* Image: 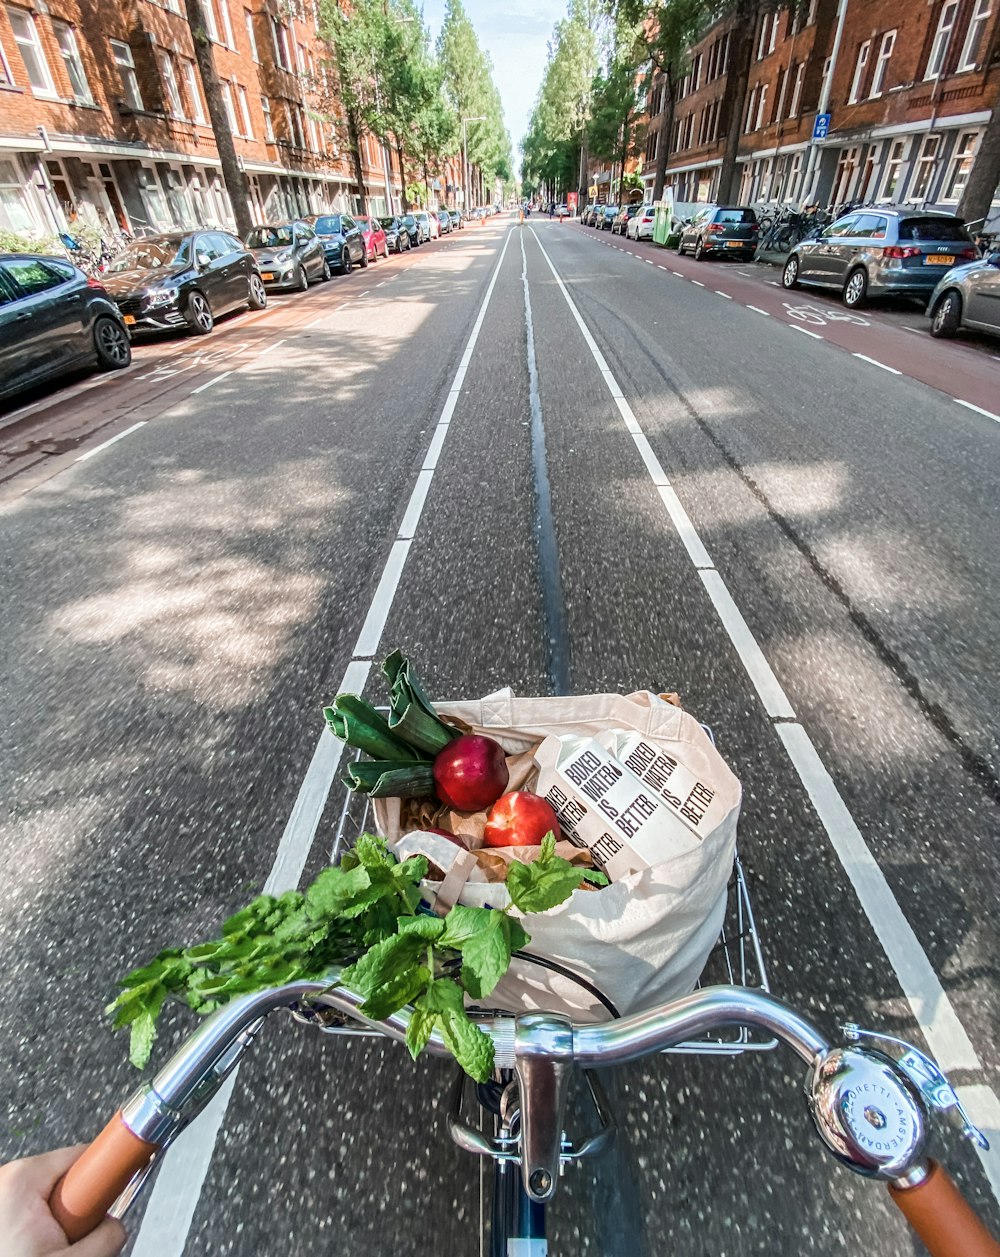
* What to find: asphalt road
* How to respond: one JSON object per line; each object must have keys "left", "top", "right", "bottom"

{"left": 1, "top": 216, "right": 998, "bottom": 1256}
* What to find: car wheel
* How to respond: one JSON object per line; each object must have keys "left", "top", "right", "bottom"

{"left": 93, "top": 315, "right": 132, "bottom": 370}
{"left": 297, "top": 263, "right": 309, "bottom": 291}
{"left": 843, "top": 267, "right": 868, "bottom": 308}
{"left": 185, "top": 290, "right": 214, "bottom": 335}
{"left": 694, "top": 238, "right": 706, "bottom": 261}
{"left": 247, "top": 273, "right": 268, "bottom": 309}
{"left": 321, "top": 258, "right": 332, "bottom": 282}
{"left": 382, "top": 242, "right": 389, "bottom": 258}
{"left": 341, "top": 249, "right": 352, "bottom": 275}
{"left": 930, "top": 290, "right": 961, "bottom": 338}
{"left": 781, "top": 255, "right": 800, "bottom": 288}
{"left": 360, "top": 246, "right": 369, "bottom": 268}
{"left": 676, "top": 237, "right": 686, "bottom": 255}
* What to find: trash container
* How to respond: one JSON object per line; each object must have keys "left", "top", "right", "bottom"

{"left": 652, "top": 202, "right": 671, "bottom": 247}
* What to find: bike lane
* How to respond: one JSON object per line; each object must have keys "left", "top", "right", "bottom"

{"left": 581, "top": 226, "right": 1000, "bottom": 422}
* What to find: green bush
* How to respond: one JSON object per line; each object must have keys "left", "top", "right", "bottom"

{"left": 0, "top": 228, "right": 63, "bottom": 255}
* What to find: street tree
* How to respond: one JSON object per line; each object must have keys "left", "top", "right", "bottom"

{"left": 958, "top": 102, "right": 1000, "bottom": 231}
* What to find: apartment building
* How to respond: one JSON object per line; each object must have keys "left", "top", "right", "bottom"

{"left": 0, "top": 0, "right": 404, "bottom": 241}
{"left": 644, "top": 0, "right": 1000, "bottom": 220}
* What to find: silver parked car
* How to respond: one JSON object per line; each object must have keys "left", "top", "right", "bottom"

{"left": 927, "top": 252, "right": 1000, "bottom": 340}
{"left": 781, "top": 209, "right": 978, "bottom": 308}
{"left": 244, "top": 221, "right": 329, "bottom": 290}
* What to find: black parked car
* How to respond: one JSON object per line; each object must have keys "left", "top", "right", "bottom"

{"left": 436, "top": 210, "right": 452, "bottom": 235}
{"left": 102, "top": 231, "right": 266, "bottom": 336}
{"left": 399, "top": 214, "right": 421, "bottom": 247}
{"left": 0, "top": 253, "right": 131, "bottom": 403}
{"left": 676, "top": 206, "right": 759, "bottom": 261}
{"left": 302, "top": 213, "right": 367, "bottom": 274}
{"left": 380, "top": 217, "right": 412, "bottom": 254}
{"left": 245, "top": 221, "right": 329, "bottom": 290}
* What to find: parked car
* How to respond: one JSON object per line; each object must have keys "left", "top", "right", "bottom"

{"left": 582, "top": 203, "right": 600, "bottom": 226}
{"left": 380, "top": 216, "right": 412, "bottom": 254}
{"left": 102, "top": 231, "right": 266, "bottom": 336}
{"left": 927, "top": 252, "right": 1000, "bottom": 340}
{"left": 400, "top": 214, "right": 422, "bottom": 247}
{"left": 413, "top": 211, "right": 435, "bottom": 242}
{"left": 245, "top": 221, "right": 328, "bottom": 290}
{"left": 626, "top": 205, "right": 657, "bottom": 241}
{"left": 781, "top": 209, "right": 978, "bottom": 308}
{"left": 302, "top": 213, "right": 367, "bottom": 274}
{"left": 612, "top": 204, "right": 641, "bottom": 235}
{"left": 555, "top": 203, "right": 570, "bottom": 217}
{"left": 354, "top": 216, "right": 389, "bottom": 262}
{"left": 0, "top": 254, "right": 131, "bottom": 403}
{"left": 436, "top": 210, "right": 452, "bottom": 235}
{"left": 448, "top": 210, "right": 462, "bottom": 231}
{"left": 677, "top": 206, "right": 759, "bottom": 261}
{"left": 598, "top": 205, "right": 619, "bottom": 230}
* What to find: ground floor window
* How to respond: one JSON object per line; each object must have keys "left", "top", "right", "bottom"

{"left": 942, "top": 131, "right": 979, "bottom": 203}
{"left": 877, "top": 138, "right": 908, "bottom": 201}
{"left": 0, "top": 156, "right": 35, "bottom": 232}
{"left": 907, "top": 134, "right": 941, "bottom": 202}
{"left": 831, "top": 146, "right": 859, "bottom": 205}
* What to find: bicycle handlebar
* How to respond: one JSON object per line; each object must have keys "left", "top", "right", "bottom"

{"left": 50, "top": 978, "right": 999, "bottom": 1254}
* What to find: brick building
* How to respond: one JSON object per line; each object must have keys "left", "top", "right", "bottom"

{"left": 0, "top": 0, "right": 443, "bottom": 240}
{"left": 642, "top": 0, "right": 1000, "bottom": 221}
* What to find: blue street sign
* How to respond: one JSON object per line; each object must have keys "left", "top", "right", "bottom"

{"left": 813, "top": 112, "right": 831, "bottom": 141}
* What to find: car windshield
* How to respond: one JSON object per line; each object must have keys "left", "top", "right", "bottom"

{"left": 313, "top": 216, "right": 341, "bottom": 235}
{"left": 898, "top": 217, "right": 971, "bottom": 243}
{"left": 715, "top": 209, "right": 757, "bottom": 224}
{"left": 380, "top": 218, "right": 396, "bottom": 229}
{"left": 109, "top": 239, "right": 189, "bottom": 272}
{"left": 246, "top": 226, "right": 294, "bottom": 248}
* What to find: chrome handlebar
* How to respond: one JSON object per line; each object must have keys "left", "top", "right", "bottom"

{"left": 115, "top": 975, "right": 988, "bottom": 1210}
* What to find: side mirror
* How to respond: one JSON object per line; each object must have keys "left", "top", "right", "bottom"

{"left": 987, "top": 252, "right": 1000, "bottom": 267}
{"left": 196, "top": 253, "right": 211, "bottom": 269}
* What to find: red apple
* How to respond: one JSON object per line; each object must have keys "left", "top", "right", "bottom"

{"left": 432, "top": 734, "right": 509, "bottom": 811}
{"left": 483, "top": 791, "right": 561, "bottom": 848}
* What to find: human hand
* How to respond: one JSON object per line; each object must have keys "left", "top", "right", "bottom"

{"left": 0, "top": 1146, "right": 126, "bottom": 1257}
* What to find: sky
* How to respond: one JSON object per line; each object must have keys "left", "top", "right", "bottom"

{"left": 421, "top": 0, "right": 569, "bottom": 164}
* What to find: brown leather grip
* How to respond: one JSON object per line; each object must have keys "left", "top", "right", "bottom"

{"left": 889, "top": 1160, "right": 1000, "bottom": 1257}
{"left": 49, "top": 1112, "right": 158, "bottom": 1242}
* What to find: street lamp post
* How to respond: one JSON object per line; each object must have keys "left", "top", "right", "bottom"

{"left": 462, "top": 116, "right": 486, "bottom": 212}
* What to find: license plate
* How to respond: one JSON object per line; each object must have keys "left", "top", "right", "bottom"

{"left": 926, "top": 254, "right": 954, "bottom": 265}
{"left": 261, "top": 272, "right": 275, "bottom": 281}
{"left": 123, "top": 314, "right": 136, "bottom": 325}
{"left": 726, "top": 241, "right": 743, "bottom": 248}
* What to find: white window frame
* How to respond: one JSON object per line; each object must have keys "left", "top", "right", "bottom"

{"left": 958, "top": 0, "right": 991, "bottom": 70}
{"left": 768, "top": 12, "right": 780, "bottom": 55}
{"left": 753, "top": 82, "right": 768, "bottom": 130}
{"left": 158, "top": 49, "right": 183, "bottom": 118}
{"left": 244, "top": 8, "right": 258, "bottom": 61}
{"left": 788, "top": 61, "right": 804, "bottom": 117}
{"left": 0, "top": 36, "right": 12, "bottom": 86}
{"left": 877, "top": 138, "right": 908, "bottom": 201}
{"left": 217, "top": 0, "right": 235, "bottom": 49}
{"left": 110, "top": 39, "right": 143, "bottom": 110}
{"left": 907, "top": 134, "right": 941, "bottom": 201}
{"left": 744, "top": 84, "right": 758, "bottom": 132}
{"left": 272, "top": 18, "right": 291, "bottom": 70}
{"left": 6, "top": 6, "right": 56, "bottom": 96}
{"left": 869, "top": 30, "right": 895, "bottom": 98}
{"left": 182, "top": 58, "right": 205, "bottom": 123}
{"left": 203, "top": 0, "right": 220, "bottom": 42}
{"left": 220, "top": 79, "right": 239, "bottom": 134}
{"left": 848, "top": 39, "right": 870, "bottom": 103}
{"left": 942, "top": 130, "right": 979, "bottom": 201}
{"left": 261, "top": 95, "right": 274, "bottom": 141}
{"left": 295, "top": 41, "right": 306, "bottom": 74}
{"left": 237, "top": 83, "right": 253, "bottom": 138}
{"left": 52, "top": 20, "right": 94, "bottom": 104}
{"left": 925, "top": 0, "right": 959, "bottom": 79}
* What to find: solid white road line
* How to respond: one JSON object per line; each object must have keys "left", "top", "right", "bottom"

{"left": 791, "top": 326, "right": 823, "bottom": 340}
{"left": 528, "top": 227, "right": 998, "bottom": 1169}
{"left": 130, "top": 226, "right": 517, "bottom": 1257}
{"left": 74, "top": 421, "right": 147, "bottom": 462}
{"left": 852, "top": 353, "right": 901, "bottom": 375}
{"left": 957, "top": 1085, "right": 1000, "bottom": 1198}
{"left": 191, "top": 370, "right": 235, "bottom": 393}
{"left": 254, "top": 338, "right": 287, "bottom": 356}
{"left": 955, "top": 398, "right": 1000, "bottom": 424}
{"left": 746, "top": 305, "right": 770, "bottom": 316}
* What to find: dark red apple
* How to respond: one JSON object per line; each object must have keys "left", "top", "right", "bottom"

{"left": 483, "top": 791, "right": 561, "bottom": 848}
{"left": 432, "top": 734, "right": 509, "bottom": 811}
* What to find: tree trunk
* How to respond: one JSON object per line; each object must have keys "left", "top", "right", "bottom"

{"left": 397, "top": 142, "right": 410, "bottom": 212}
{"left": 345, "top": 107, "right": 368, "bottom": 216}
{"left": 652, "top": 75, "right": 676, "bottom": 203}
{"left": 184, "top": 0, "right": 251, "bottom": 236}
{"left": 578, "top": 134, "right": 588, "bottom": 207}
{"left": 423, "top": 157, "right": 430, "bottom": 209}
{"left": 957, "top": 102, "right": 1000, "bottom": 229}
{"left": 717, "top": 15, "right": 756, "bottom": 204}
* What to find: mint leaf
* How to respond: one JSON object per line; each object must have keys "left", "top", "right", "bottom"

{"left": 404, "top": 978, "right": 494, "bottom": 1081}
{"left": 405, "top": 1004, "right": 437, "bottom": 1059}
{"left": 505, "top": 833, "right": 584, "bottom": 914}
{"left": 396, "top": 915, "right": 445, "bottom": 941}
{"left": 456, "top": 910, "right": 521, "bottom": 1000}
{"left": 580, "top": 869, "right": 610, "bottom": 888}
{"left": 438, "top": 903, "right": 494, "bottom": 949}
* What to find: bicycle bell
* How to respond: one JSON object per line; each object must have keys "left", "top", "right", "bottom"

{"left": 806, "top": 1046, "right": 927, "bottom": 1179}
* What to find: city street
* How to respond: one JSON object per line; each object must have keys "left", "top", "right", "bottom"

{"left": 1, "top": 215, "right": 999, "bottom": 1255}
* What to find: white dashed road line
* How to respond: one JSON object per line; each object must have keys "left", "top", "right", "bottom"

{"left": 691, "top": 280, "right": 705, "bottom": 287}
{"left": 714, "top": 290, "right": 732, "bottom": 299}
{"left": 74, "top": 421, "right": 147, "bottom": 462}
{"left": 746, "top": 305, "right": 770, "bottom": 316}
{"left": 191, "top": 370, "right": 235, "bottom": 393}
{"left": 955, "top": 399, "right": 1000, "bottom": 424}
{"left": 791, "top": 326, "right": 823, "bottom": 340}
{"left": 852, "top": 353, "right": 901, "bottom": 375}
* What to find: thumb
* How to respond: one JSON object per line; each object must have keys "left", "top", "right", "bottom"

{"left": 67, "top": 1215, "right": 127, "bottom": 1257}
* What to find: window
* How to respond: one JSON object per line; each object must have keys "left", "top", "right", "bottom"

{"left": 788, "top": 61, "right": 804, "bottom": 117}
{"left": 908, "top": 134, "right": 941, "bottom": 200}
{"left": 51, "top": 21, "right": 93, "bottom": 103}
{"left": 182, "top": 58, "right": 205, "bottom": 123}
{"left": 0, "top": 158, "right": 33, "bottom": 231}
{"left": 261, "top": 95, "right": 274, "bottom": 141}
{"left": 773, "top": 66, "right": 787, "bottom": 122}
{"left": 244, "top": 9, "right": 258, "bottom": 61}
{"left": 690, "top": 53, "right": 701, "bottom": 92}
{"left": 857, "top": 143, "right": 881, "bottom": 200}
{"left": 217, "top": 0, "right": 235, "bottom": 48}
{"left": 272, "top": 18, "right": 292, "bottom": 69}
{"left": 237, "top": 84, "right": 253, "bottom": 138}
{"left": 6, "top": 7, "right": 55, "bottom": 94}
{"left": 848, "top": 40, "right": 870, "bottom": 102}
{"left": 959, "top": 0, "right": 991, "bottom": 70}
{"left": 851, "top": 214, "right": 889, "bottom": 239}
{"left": 0, "top": 34, "right": 12, "bottom": 85}
{"left": 220, "top": 79, "right": 239, "bottom": 134}
{"left": 926, "top": 0, "right": 958, "bottom": 79}
{"left": 202, "top": 0, "right": 219, "bottom": 41}
{"left": 744, "top": 84, "right": 757, "bottom": 131}
{"left": 756, "top": 12, "right": 778, "bottom": 59}
{"left": 942, "top": 131, "right": 978, "bottom": 200}
{"left": 878, "top": 139, "right": 907, "bottom": 200}
{"left": 831, "top": 146, "right": 859, "bottom": 204}
{"left": 768, "top": 12, "right": 780, "bottom": 55}
{"left": 158, "top": 50, "right": 183, "bottom": 117}
{"left": 2, "top": 255, "right": 67, "bottom": 296}
{"left": 295, "top": 42, "right": 306, "bottom": 74}
{"left": 807, "top": 0, "right": 818, "bottom": 23}
{"left": 869, "top": 30, "right": 895, "bottom": 97}
{"left": 111, "top": 40, "right": 143, "bottom": 110}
